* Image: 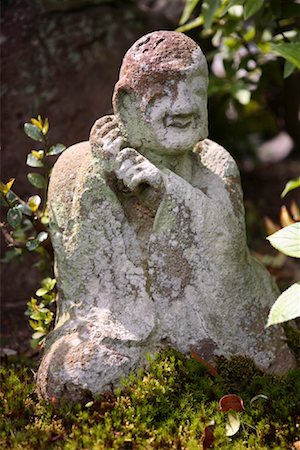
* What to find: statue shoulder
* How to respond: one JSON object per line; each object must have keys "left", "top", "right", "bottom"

{"left": 194, "top": 138, "right": 240, "bottom": 180}
{"left": 48, "top": 141, "right": 92, "bottom": 206}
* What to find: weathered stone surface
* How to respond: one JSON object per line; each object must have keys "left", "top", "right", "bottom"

{"left": 0, "top": 0, "right": 171, "bottom": 325}
{"left": 37, "top": 31, "right": 295, "bottom": 401}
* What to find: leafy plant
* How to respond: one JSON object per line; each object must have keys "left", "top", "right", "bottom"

{"left": 25, "top": 277, "right": 57, "bottom": 348}
{"left": 266, "top": 177, "right": 300, "bottom": 326}
{"left": 0, "top": 115, "right": 65, "bottom": 346}
{"left": 178, "top": 0, "right": 300, "bottom": 80}
{"left": 177, "top": 0, "right": 300, "bottom": 158}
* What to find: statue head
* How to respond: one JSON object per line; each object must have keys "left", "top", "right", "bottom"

{"left": 113, "top": 31, "right": 209, "bottom": 156}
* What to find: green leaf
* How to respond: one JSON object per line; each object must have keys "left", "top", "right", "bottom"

{"left": 47, "top": 143, "right": 66, "bottom": 156}
{"left": 30, "top": 311, "right": 43, "bottom": 321}
{"left": 40, "top": 278, "right": 56, "bottom": 293}
{"left": 244, "top": 0, "right": 264, "bottom": 20}
{"left": 26, "top": 153, "right": 43, "bottom": 168}
{"left": 37, "top": 231, "right": 48, "bottom": 243}
{"left": 202, "top": 0, "right": 220, "bottom": 30}
{"left": 7, "top": 207, "right": 22, "bottom": 228}
{"left": 26, "top": 239, "right": 39, "bottom": 251}
{"left": 267, "top": 223, "right": 300, "bottom": 258}
{"left": 0, "top": 193, "right": 6, "bottom": 206}
{"left": 24, "top": 123, "right": 44, "bottom": 142}
{"left": 267, "top": 282, "right": 300, "bottom": 326}
{"left": 281, "top": 177, "right": 300, "bottom": 198}
{"left": 284, "top": 60, "right": 296, "bottom": 78}
{"left": 270, "top": 42, "right": 300, "bottom": 69}
{"left": 36, "top": 287, "right": 49, "bottom": 297}
{"left": 179, "top": 0, "right": 200, "bottom": 25}
{"left": 32, "top": 331, "right": 46, "bottom": 340}
{"left": 225, "top": 411, "right": 241, "bottom": 437}
{"left": 221, "top": 0, "right": 243, "bottom": 17}
{"left": 6, "top": 190, "right": 19, "bottom": 206}
{"left": 28, "top": 195, "right": 42, "bottom": 212}
{"left": 176, "top": 16, "right": 204, "bottom": 32}
{"left": 18, "top": 203, "right": 33, "bottom": 216}
{"left": 27, "top": 173, "right": 45, "bottom": 189}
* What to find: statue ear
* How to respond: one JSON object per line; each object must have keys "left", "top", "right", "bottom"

{"left": 112, "top": 85, "right": 138, "bottom": 120}
{"left": 112, "top": 85, "right": 142, "bottom": 148}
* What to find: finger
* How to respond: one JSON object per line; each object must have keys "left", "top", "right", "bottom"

{"left": 103, "top": 128, "right": 123, "bottom": 144}
{"left": 103, "top": 135, "right": 125, "bottom": 159}
{"left": 116, "top": 163, "right": 149, "bottom": 188}
{"left": 94, "top": 115, "right": 114, "bottom": 128}
{"left": 116, "top": 148, "right": 144, "bottom": 164}
{"left": 90, "top": 115, "right": 114, "bottom": 143}
{"left": 99, "top": 119, "right": 120, "bottom": 138}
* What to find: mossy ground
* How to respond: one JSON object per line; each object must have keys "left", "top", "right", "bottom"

{"left": 1, "top": 349, "right": 299, "bottom": 450}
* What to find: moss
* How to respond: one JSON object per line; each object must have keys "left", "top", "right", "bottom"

{"left": 1, "top": 349, "right": 299, "bottom": 449}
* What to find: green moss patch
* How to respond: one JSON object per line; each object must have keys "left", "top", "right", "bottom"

{"left": 1, "top": 349, "right": 299, "bottom": 449}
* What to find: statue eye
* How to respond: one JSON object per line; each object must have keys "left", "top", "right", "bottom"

{"left": 148, "top": 92, "right": 166, "bottom": 105}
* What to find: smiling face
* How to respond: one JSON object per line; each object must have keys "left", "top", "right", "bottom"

{"left": 113, "top": 31, "right": 209, "bottom": 156}
{"left": 114, "top": 71, "right": 208, "bottom": 156}
{"left": 141, "top": 71, "right": 208, "bottom": 155}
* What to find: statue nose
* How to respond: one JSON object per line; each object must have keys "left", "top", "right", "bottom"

{"left": 171, "top": 86, "right": 198, "bottom": 115}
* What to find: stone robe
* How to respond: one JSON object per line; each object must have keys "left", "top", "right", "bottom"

{"left": 37, "top": 120, "right": 295, "bottom": 401}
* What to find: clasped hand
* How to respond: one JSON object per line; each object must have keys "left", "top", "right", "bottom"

{"left": 95, "top": 115, "right": 163, "bottom": 193}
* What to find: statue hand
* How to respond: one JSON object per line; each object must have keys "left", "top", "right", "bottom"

{"left": 115, "top": 148, "right": 163, "bottom": 192}
{"left": 90, "top": 115, "right": 126, "bottom": 161}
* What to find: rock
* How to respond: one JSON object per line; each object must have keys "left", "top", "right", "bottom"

{"left": 37, "top": 31, "right": 295, "bottom": 402}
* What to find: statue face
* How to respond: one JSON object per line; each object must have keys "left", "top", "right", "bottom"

{"left": 117, "top": 70, "right": 208, "bottom": 156}
{"left": 142, "top": 71, "right": 208, "bottom": 155}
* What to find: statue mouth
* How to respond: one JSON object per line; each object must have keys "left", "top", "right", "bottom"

{"left": 164, "top": 114, "right": 196, "bottom": 129}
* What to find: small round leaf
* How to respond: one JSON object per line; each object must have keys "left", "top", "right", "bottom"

{"left": 37, "top": 231, "right": 48, "bottom": 243}
{"left": 26, "top": 239, "right": 39, "bottom": 251}
{"left": 26, "top": 153, "right": 43, "bottom": 168}
{"left": 27, "top": 173, "right": 45, "bottom": 189}
{"left": 28, "top": 195, "right": 42, "bottom": 212}
{"left": 24, "top": 123, "right": 44, "bottom": 142}
{"left": 47, "top": 143, "right": 66, "bottom": 156}
{"left": 18, "top": 203, "right": 33, "bottom": 216}
{"left": 36, "top": 287, "right": 49, "bottom": 297}
{"left": 7, "top": 207, "right": 22, "bottom": 228}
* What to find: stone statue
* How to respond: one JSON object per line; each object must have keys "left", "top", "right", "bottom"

{"left": 37, "top": 31, "right": 295, "bottom": 402}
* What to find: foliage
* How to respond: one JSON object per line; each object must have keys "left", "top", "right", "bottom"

{"left": 177, "top": 0, "right": 300, "bottom": 158}
{"left": 178, "top": 0, "right": 300, "bottom": 79}
{"left": 25, "top": 277, "right": 57, "bottom": 348}
{"left": 0, "top": 115, "right": 65, "bottom": 346}
{"left": 267, "top": 179, "right": 300, "bottom": 326}
{"left": 0, "top": 349, "right": 299, "bottom": 449}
